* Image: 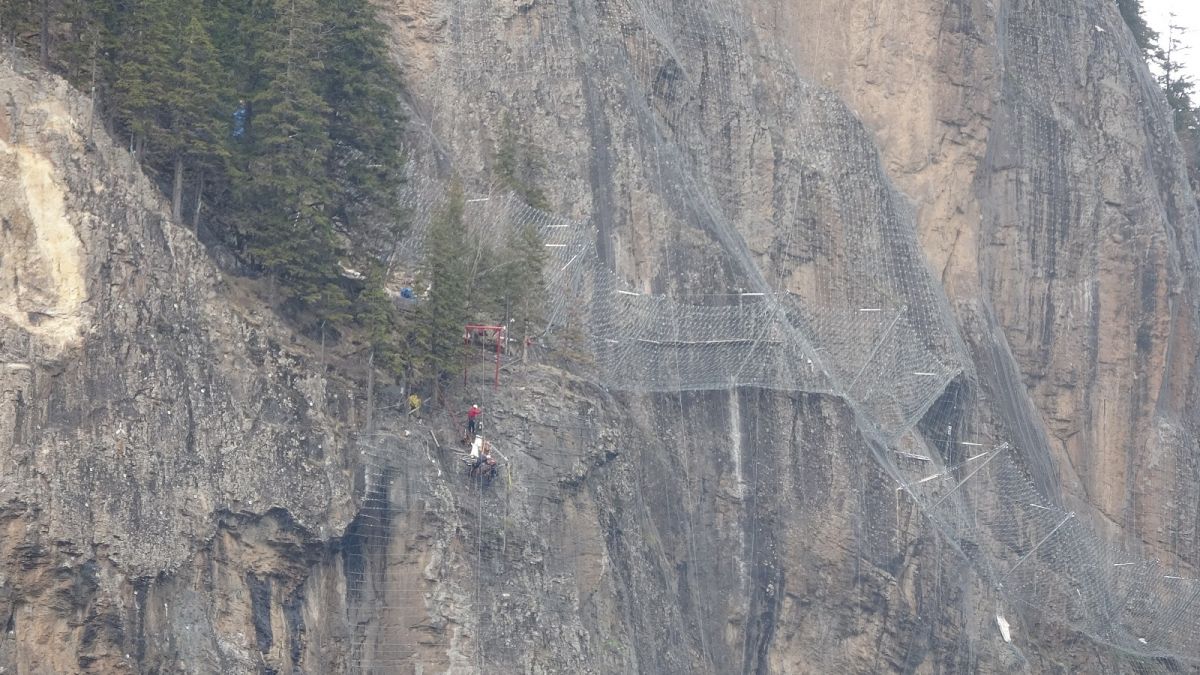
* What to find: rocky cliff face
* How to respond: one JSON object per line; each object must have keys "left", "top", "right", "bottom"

{"left": 0, "top": 60, "right": 360, "bottom": 673}
{"left": 384, "top": 0, "right": 1200, "bottom": 663}
{"left": 3, "top": 0, "right": 1200, "bottom": 673}
{"left": 766, "top": 0, "right": 1200, "bottom": 554}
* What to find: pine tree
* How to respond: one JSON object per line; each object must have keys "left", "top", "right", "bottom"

{"left": 1158, "top": 20, "right": 1199, "bottom": 134}
{"left": 1156, "top": 20, "right": 1200, "bottom": 193}
{"left": 165, "top": 11, "right": 231, "bottom": 223}
{"left": 488, "top": 122, "right": 550, "bottom": 357}
{"left": 504, "top": 220, "right": 548, "bottom": 360}
{"left": 0, "top": 0, "right": 37, "bottom": 47}
{"left": 238, "top": 0, "right": 347, "bottom": 321}
{"left": 4, "top": 0, "right": 415, "bottom": 353}
{"left": 495, "top": 116, "right": 549, "bottom": 209}
{"left": 312, "top": 0, "right": 412, "bottom": 376}
{"left": 39, "top": 0, "right": 54, "bottom": 66}
{"left": 1117, "top": 0, "right": 1159, "bottom": 55}
{"left": 320, "top": 0, "right": 407, "bottom": 248}
{"left": 49, "top": 0, "right": 110, "bottom": 85}
{"left": 203, "top": 0, "right": 269, "bottom": 97}
{"left": 420, "top": 182, "right": 470, "bottom": 390}
{"left": 357, "top": 263, "right": 404, "bottom": 374}
{"left": 112, "top": 0, "right": 174, "bottom": 159}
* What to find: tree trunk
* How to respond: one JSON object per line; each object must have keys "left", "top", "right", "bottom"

{"left": 38, "top": 0, "right": 50, "bottom": 69}
{"left": 319, "top": 321, "right": 326, "bottom": 373}
{"left": 172, "top": 155, "right": 184, "bottom": 223}
{"left": 86, "top": 37, "right": 97, "bottom": 141}
{"left": 522, "top": 298, "right": 530, "bottom": 362}
{"left": 364, "top": 349, "right": 375, "bottom": 434}
{"left": 191, "top": 170, "right": 205, "bottom": 229}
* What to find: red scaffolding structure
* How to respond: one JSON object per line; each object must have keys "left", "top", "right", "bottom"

{"left": 463, "top": 324, "right": 506, "bottom": 388}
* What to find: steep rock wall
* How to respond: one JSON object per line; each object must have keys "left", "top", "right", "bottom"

{"left": 0, "top": 61, "right": 361, "bottom": 673}
{"left": 764, "top": 0, "right": 1200, "bottom": 557}
{"left": 2, "top": 0, "right": 1199, "bottom": 672}
{"left": 379, "top": 0, "right": 1200, "bottom": 670}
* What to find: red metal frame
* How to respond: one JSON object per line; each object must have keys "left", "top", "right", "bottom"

{"left": 464, "top": 324, "right": 506, "bottom": 388}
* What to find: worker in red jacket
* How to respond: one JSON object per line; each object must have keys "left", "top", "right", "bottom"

{"left": 467, "top": 404, "right": 481, "bottom": 436}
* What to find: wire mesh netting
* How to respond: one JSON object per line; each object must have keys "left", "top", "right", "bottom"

{"left": 348, "top": 0, "right": 1200, "bottom": 671}
{"left": 355, "top": 180, "right": 1200, "bottom": 671}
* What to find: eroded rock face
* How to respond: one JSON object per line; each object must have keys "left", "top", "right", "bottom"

{"left": 613, "top": 0, "right": 1194, "bottom": 554}
{"left": 0, "top": 62, "right": 358, "bottom": 672}
{"left": 377, "top": 0, "right": 1200, "bottom": 670}
{"left": 0, "top": 140, "right": 86, "bottom": 348}
{"left": 2, "top": 0, "right": 1199, "bottom": 673}
{"left": 766, "top": 0, "right": 1200, "bottom": 557}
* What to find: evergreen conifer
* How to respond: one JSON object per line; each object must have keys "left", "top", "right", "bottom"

{"left": 321, "top": 0, "right": 407, "bottom": 246}
{"left": 1117, "top": 0, "right": 1159, "bottom": 55}
{"left": 165, "top": 11, "right": 231, "bottom": 222}
{"left": 505, "top": 220, "right": 548, "bottom": 359}
{"left": 239, "top": 0, "right": 347, "bottom": 321}
{"left": 112, "top": 0, "right": 175, "bottom": 159}
{"left": 496, "top": 117, "right": 549, "bottom": 209}
{"left": 420, "top": 182, "right": 470, "bottom": 389}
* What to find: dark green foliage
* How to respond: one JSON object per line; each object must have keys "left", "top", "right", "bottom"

{"left": 236, "top": 0, "right": 349, "bottom": 320}
{"left": 495, "top": 116, "right": 548, "bottom": 210}
{"left": 445, "top": 125, "right": 552, "bottom": 370}
{"left": 357, "top": 263, "right": 404, "bottom": 373}
{"left": 1117, "top": 1, "right": 1200, "bottom": 193}
{"left": 1156, "top": 21, "right": 1200, "bottom": 191}
{"left": 1117, "top": 0, "right": 1159, "bottom": 55}
{"left": 0, "top": 0, "right": 50, "bottom": 64}
{"left": 3, "top": 0, "right": 559, "bottom": 386}
{"left": 489, "top": 123, "right": 549, "bottom": 349}
{"left": 460, "top": 219, "right": 547, "bottom": 360}
{"left": 168, "top": 13, "right": 229, "bottom": 173}
{"left": 498, "top": 221, "right": 548, "bottom": 355}
{"left": 111, "top": 0, "right": 174, "bottom": 157}
{"left": 419, "top": 183, "right": 470, "bottom": 386}
{"left": 1163, "top": 74, "right": 1198, "bottom": 133}
{"left": 321, "top": 0, "right": 407, "bottom": 245}
{"left": 0, "top": 0, "right": 36, "bottom": 42}
{"left": 1158, "top": 23, "right": 1198, "bottom": 131}
{"left": 2, "top": 0, "right": 421, "bottom": 372}
{"left": 53, "top": 1, "right": 112, "bottom": 85}
{"left": 165, "top": 10, "right": 231, "bottom": 221}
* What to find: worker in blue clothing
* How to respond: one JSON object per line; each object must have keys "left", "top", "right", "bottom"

{"left": 232, "top": 99, "right": 247, "bottom": 139}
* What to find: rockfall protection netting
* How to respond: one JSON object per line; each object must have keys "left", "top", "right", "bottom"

{"left": 355, "top": 185, "right": 1200, "bottom": 670}
{"left": 344, "top": 438, "right": 440, "bottom": 670}
{"left": 347, "top": 0, "right": 1200, "bottom": 670}
{"left": 346, "top": 419, "right": 605, "bottom": 673}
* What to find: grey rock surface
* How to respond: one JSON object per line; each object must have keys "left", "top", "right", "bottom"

{"left": 0, "top": 60, "right": 357, "bottom": 673}
{"left": 2, "top": 0, "right": 1199, "bottom": 672}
